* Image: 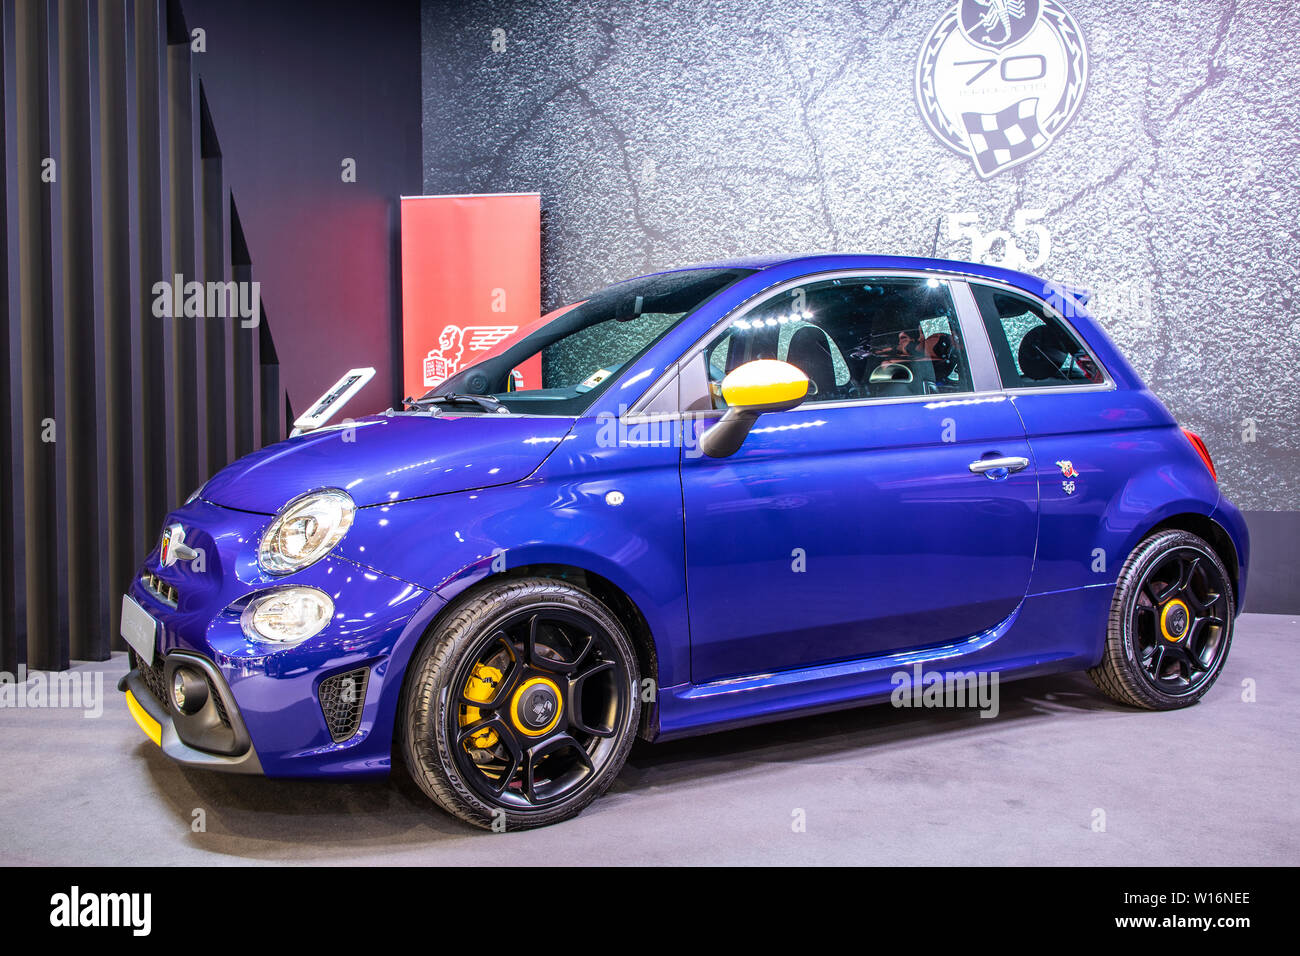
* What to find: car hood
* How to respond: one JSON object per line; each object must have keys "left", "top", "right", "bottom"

{"left": 199, "top": 413, "right": 574, "bottom": 513}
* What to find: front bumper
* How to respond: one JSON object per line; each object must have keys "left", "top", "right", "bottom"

{"left": 121, "top": 652, "right": 264, "bottom": 774}
{"left": 120, "top": 497, "right": 441, "bottom": 778}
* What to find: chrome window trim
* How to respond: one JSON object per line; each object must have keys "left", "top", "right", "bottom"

{"left": 1005, "top": 381, "right": 1116, "bottom": 397}
{"left": 626, "top": 267, "right": 1003, "bottom": 419}
{"left": 623, "top": 389, "right": 1014, "bottom": 424}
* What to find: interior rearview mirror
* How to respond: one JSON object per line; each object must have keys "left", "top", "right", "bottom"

{"left": 700, "top": 359, "right": 809, "bottom": 458}
{"left": 614, "top": 294, "right": 645, "bottom": 321}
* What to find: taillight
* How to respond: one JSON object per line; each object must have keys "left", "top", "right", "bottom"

{"left": 1181, "top": 428, "right": 1217, "bottom": 482}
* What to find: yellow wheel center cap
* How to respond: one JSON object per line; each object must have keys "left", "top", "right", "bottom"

{"left": 1160, "top": 598, "right": 1191, "bottom": 643}
{"left": 510, "top": 676, "right": 562, "bottom": 737}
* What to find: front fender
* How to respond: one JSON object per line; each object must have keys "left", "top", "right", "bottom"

{"left": 336, "top": 422, "right": 689, "bottom": 686}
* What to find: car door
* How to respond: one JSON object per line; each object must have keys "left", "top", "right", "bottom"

{"left": 676, "top": 273, "right": 1039, "bottom": 684}
{"left": 967, "top": 279, "right": 1123, "bottom": 595}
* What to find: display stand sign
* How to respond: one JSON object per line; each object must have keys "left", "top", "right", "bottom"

{"left": 399, "top": 193, "right": 542, "bottom": 399}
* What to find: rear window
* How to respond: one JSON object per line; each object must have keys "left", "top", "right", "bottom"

{"left": 970, "top": 283, "right": 1103, "bottom": 388}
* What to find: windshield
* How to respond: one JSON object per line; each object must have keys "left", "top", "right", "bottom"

{"left": 420, "top": 267, "right": 754, "bottom": 415}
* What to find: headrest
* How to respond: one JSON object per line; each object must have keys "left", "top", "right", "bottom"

{"left": 869, "top": 362, "right": 913, "bottom": 384}
{"left": 1017, "top": 324, "right": 1072, "bottom": 380}
{"left": 925, "top": 332, "right": 956, "bottom": 378}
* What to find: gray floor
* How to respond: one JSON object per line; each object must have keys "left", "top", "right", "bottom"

{"left": 2, "top": 612, "right": 1297, "bottom": 866}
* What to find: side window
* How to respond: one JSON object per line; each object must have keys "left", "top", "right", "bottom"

{"left": 970, "top": 283, "right": 1103, "bottom": 388}
{"left": 700, "top": 276, "right": 973, "bottom": 408}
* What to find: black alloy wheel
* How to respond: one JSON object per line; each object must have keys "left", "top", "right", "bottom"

{"left": 1089, "top": 529, "right": 1235, "bottom": 709}
{"left": 402, "top": 578, "right": 640, "bottom": 829}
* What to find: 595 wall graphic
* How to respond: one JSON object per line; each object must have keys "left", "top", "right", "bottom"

{"left": 916, "top": 0, "right": 1088, "bottom": 178}
{"left": 947, "top": 209, "right": 1051, "bottom": 270}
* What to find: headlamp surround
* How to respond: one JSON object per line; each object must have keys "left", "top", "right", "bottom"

{"left": 258, "top": 488, "right": 355, "bottom": 575}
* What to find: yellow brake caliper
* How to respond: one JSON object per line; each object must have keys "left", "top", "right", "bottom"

{"left": 461, "top": 663, "right": 503, "bottom": 749}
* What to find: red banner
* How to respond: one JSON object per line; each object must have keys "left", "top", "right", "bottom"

{"left": 400, "top": 193, "right": 541, "bottom": 399}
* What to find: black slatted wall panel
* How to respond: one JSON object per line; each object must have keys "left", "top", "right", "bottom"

{"left": 0, "top": 0, "right": 286, "bottom": 673}
{"left": 1, "top": 0, "right": 25, "bottom": 673}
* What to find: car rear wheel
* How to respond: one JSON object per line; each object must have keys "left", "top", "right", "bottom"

{"left": 1089, "top": 529, "right": 1235, "bottom": 710}
{"left": 401, "top": 577, "right": 640, "bottom": 830}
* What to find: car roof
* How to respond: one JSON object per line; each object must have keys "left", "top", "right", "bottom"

{"left": 662, "top": 252, "right": 1061, "bottom": 293}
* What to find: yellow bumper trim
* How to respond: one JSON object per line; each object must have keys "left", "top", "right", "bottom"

{"left": 126, "top": 689, "right": 162, "bottom": 747}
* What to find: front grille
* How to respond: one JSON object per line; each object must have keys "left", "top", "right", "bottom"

{"left": 318, "top": 667, "right": 369, "bottom": 742}
{"left": 140, "top": 571, "right": 179, "bottom": 608}
{"left": 131, "top": 649, "right": 170, "bottom": 714}
{"left": 210, "top": 690, "right": 230, "bottom": 727}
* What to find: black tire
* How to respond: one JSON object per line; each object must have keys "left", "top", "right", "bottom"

{"left": 401, "top": 577, "right": 641, "bottom": 830}
{"left": 1088, "top": 529, "right": 1235, "bottom": 710}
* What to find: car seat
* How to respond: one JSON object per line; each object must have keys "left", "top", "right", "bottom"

{"left": 785, "top": 325, "right": 837, "bottom": 399}
{"left": 725, "top": 324, "right": 779, "bottom": 374}
{"left": 1018, "top": 323, "right": 1075, "bottom": 381}
{"left": 924, "top": 332, "right": 958, "bottom": 383}
{"left": 868, "top": 362, "right": 914, "bottom": 397}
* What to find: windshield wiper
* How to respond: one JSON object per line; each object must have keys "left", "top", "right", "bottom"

{"left": 405, "top": 393, "right": 509, "bottom": 414}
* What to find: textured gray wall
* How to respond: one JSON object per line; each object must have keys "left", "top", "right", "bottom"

{"left": 422, "top": 0, "right": 1300, "bottom": 516}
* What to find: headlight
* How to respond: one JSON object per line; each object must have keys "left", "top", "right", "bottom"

{"left": 258, "top": 489, "right": 355, "bottom": 574}
{"left": 241, "top": 587, "right": 334, "bottom": 645}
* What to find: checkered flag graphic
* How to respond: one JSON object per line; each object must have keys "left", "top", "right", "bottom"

{"left": 961, "top": 98, "right": 1047, "bottom": 176}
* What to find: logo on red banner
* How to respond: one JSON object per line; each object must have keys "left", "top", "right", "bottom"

{"left": 422, "top": 324, "right": 519, "bottom": 388}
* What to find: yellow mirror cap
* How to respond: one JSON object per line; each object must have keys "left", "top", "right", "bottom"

{"left": 720, "top": 359, "right": 809, "bottom": 407}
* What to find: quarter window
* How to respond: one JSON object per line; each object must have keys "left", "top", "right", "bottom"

{"left": 701, "top": 276, "right": 973, "bottom": 408}
{"left": 970, "top": 283, "right": 1103, "bottom": 388}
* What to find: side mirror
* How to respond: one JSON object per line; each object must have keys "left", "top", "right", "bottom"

{"left": 700, "top": 359, "right": 809, "bottom": 458}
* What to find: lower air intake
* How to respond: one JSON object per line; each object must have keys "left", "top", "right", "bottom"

{"left": 318, "top": 667, "right": 369, "bottom": 742}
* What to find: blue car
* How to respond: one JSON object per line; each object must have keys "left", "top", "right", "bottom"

{"left": 121, "top": 254, "right": 1247, "bottom": 829}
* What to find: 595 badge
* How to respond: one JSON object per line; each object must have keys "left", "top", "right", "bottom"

{"left": 1056, "top": 459, "right": 1080, "bottom": 495}
{"left": 915, "top": 0, "right": 1088, "bottom": 178}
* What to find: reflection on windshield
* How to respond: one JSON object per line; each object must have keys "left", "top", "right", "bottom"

{"left": 418, "top": 267, "right": 754, "bottom": 417}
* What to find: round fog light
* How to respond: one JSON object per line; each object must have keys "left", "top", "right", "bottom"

{"left": 172, "top": 668, "right": 208, "bottom": 715}
{"left": 241, "top": 587, "right": 334, "bottom": 646}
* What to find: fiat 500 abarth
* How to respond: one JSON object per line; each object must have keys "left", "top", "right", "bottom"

{"left": 121, "top": 254, "right": 1247, "bottom": 829}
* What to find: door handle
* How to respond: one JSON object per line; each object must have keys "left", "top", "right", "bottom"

{"left": 969, "top": 456, "right": 1030, "bottom": 477}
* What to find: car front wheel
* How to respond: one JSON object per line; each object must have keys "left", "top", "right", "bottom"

{"left": 401, "top": 577, "right": 641, "bottom": 830}
{"left": 1089, "top": 529, "right": 1235, "bottom": 710}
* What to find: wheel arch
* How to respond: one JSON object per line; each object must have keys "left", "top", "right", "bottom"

{"left": 393, "top": 563, "right": 662, "bottom": 744}
{"left": 1137, "top": 512, "right": 1241, "bottom": 610}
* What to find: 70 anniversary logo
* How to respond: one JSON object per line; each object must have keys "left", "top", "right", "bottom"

{"left": 915, "top": 0, "right": 1088, "bottom": 178}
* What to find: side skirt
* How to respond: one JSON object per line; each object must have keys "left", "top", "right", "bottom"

{"left": 651, "top": 584, "right": 1114, "bottom": 741}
